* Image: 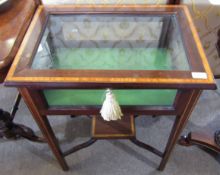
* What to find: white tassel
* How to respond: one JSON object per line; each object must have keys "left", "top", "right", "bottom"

{"left": 100, "top": 89, "right": 123, "bottom": 121}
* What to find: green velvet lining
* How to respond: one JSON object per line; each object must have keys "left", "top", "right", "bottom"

{"left": 43, "top": 89, "right": 177, "bottom": 106}
{"left": 43, "top": 48, "right": 176, "bottom": 106}
{"left": 53, "top": 48, "right": 172, "bottom": 70}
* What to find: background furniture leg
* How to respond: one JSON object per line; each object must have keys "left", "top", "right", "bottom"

{"left": 179, "top": 130, "right": 220, "bottom": 153}
{"left": 10, "top": 93, "right": 21, "bottom": 119}
{"left": 0, "top": 93, "right": 45, "bottom": 142}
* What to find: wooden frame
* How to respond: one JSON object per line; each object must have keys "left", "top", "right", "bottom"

{"left": 5, "top": 5, "right": 215, "bottom": 89}
{"left": 4, "top": 5, "right": 216, "bottom": 172}
{"left": 179, "top": 27, "right": 220, "bottom": 157}
{"left": 18, "top": 87, "right": 203, "bottom": 171}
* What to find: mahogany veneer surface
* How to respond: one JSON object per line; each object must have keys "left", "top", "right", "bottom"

{"left": 92, "top": 115, "right": 135, "bottom": 139}
{"left": 0, "top": 0, "right": 37, "bottom": 82}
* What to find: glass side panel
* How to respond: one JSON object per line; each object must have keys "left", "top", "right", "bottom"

{"left": 43, "top": 89, "right": 177, "bottom": 106}
{"left": 31, "top": 14, "right": 189, "bottom": 71}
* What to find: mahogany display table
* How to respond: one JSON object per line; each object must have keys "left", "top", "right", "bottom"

{"left": 4, "top": 5, "right": 216, "bottom": 171}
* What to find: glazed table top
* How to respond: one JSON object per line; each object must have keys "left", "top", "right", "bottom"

{"left": 5, "top": 5, "right": 216, "bottom": 89}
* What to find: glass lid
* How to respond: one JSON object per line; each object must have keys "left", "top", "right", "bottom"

{"left": 31, "top": 14, "right": 190, "bottom": 71}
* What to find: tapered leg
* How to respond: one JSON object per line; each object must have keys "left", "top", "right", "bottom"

{"left": 19, "top": 88, "right": 69, "bottom": 171}
{"left": 158, "top": 90, "right": 202, "bottom": 170}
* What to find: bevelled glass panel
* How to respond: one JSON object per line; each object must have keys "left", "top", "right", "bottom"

{"left": 31, "top": 14, "right": 190, "bottom": 71}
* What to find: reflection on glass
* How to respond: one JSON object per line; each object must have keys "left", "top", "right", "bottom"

{"left": 32, "top": 14, "right": 189, "bottom": 71}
